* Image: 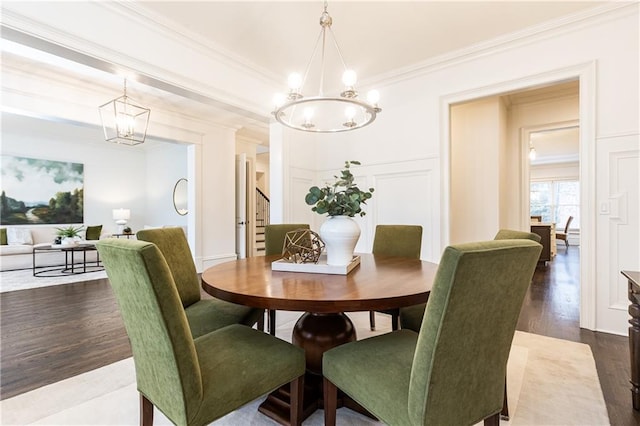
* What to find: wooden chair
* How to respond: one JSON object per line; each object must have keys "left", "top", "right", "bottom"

{"left": 137, "top": 227, "right": 265, "bottom": 337}
{"left": 323, "top": 239, "right": 542, "bottom": 426}
{"left": 370, "top": 225, "right": 422, "bottom": 331}
{"left": 264, "top": 224, "right": 310, "bottom": 335}
{"left": 96, "top": 238, "right": 305, "bottom": 426}
{"left": 555, "top": 216, "right": 574, "bottom": 248}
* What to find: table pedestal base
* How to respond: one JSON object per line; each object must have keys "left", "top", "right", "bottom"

{"left": 258, "top": 312, "right": 358, "bottom": 424}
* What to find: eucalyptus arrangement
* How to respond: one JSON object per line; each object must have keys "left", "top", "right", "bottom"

{"left": 305, "top": 161, "right": 374, "bottom": 217}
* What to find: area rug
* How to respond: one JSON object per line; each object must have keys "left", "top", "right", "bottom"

{"left": 0, "top": 268, "right": 108, "bottom": 293}
{"left": 0, "top": 310, "right": 609, "bottom": 426}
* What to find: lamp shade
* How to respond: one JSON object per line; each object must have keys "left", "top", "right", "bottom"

{"left": 113, "top": 208, "right": 130, "bottom": 223}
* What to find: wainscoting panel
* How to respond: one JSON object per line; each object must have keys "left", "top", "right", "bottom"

{"left": 596, "top": 134, "right": 639, "bottom": 335}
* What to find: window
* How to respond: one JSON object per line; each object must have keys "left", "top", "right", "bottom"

{"left": 530, "top": 180, "right": 580, "bottom": 229}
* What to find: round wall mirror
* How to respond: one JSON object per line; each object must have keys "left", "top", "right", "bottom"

{"left": 173, "top": 178, "right": 188, "bottom": 215}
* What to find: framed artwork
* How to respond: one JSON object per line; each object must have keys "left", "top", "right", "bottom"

{"left": 1, "top": 155, "right": 84, "bottom": 225}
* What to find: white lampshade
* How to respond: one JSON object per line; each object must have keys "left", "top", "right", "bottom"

{"left": 112, "top": 208, "right": 130, "bottom": 224}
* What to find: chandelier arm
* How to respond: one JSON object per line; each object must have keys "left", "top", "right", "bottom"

{"left": 327, "top": 27, "right": 349, "bottom": 72}
{"left": 319, "top": 26, "right": 327, "bottom": 96}
{"left": 300, "top": 29, "right": 325, "bottom": 96}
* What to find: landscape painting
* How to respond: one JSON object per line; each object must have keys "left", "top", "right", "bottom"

{"left": 1, "top": 155, "right": 84, "bottom": 225}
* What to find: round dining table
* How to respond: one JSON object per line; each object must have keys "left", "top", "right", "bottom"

{"left": 201, "top": 253, "right": 438, "bottom": 423}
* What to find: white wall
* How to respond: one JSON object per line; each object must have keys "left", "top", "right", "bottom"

{"left": 1, "top": 115, "right": 148, "bottom": 234}
{"left": 280, "top": 4, "right": 639, "bottom": 334}
{"left": 144, "top": 142, "right": 188, "bottom": 229}
{"left": 450, "top": 97, "right": 503, "bottom": 243}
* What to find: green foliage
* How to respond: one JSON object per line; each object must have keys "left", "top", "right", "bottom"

{"left": 55, "top": 225, "right": 84, "bottom": 238}
{"left": 305, "top": 161, "right": 374, "bottom": 217}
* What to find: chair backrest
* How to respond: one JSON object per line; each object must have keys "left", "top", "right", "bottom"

{"left": 408, "top": 239, "right": 541, "bottom": 425}
{"left": 563, "top": 216, "right": 574, "bottom": 233}
{"left": 137, "top": 227, "right": 201, "bottom": 308}
{"left": 96, "top": 238, "right": 202, "bottom": 425}
{"left": 372, "top": 225, "right": 423, "bottom": 259}
{"left": 264, "top": 224, "right": 310, "bottom": 255}
{"left": 494, "top": 228, "right": 542, "bottom": 243}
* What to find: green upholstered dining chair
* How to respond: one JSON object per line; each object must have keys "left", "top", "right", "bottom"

{"left": 400, "top": 228, "right": 541, "bottom": 332}
{"left": 96, "top": 238, "right": 305, "bottom": 426}
{"left": 264, "top": 223, "right": 310, "bottom": 335}
{"left": 136, "top": 227, "right": 265, "bottom": 338}
{"left": 323, "top": 239, "right": 541, "bottom": 426}
{"left": 370, "top": 224, "right": 423, "bottom": 331}
{"left": 399, "top": 228, "right": 542, "bottom": 421}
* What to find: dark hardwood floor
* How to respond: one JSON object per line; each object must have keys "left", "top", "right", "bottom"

{"left": 1, "top": 247, "right": 638, "bottom": 424}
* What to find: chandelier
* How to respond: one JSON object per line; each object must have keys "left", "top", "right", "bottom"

{"left": 99, "top": 79, "right": 150, "bottom": 145}
{"left": 271, "top": 2, "right": 381, "bottom": 133}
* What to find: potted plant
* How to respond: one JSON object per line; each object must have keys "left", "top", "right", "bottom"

{"left": 305, "top": 161, "right": 374, "bottom": 266}
{"left": 55, "top": 225, "right": 84, "bottom": 246}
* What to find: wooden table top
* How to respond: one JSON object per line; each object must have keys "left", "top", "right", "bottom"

{"left": 201, "top": 253, "right": 438, "bottom": 313}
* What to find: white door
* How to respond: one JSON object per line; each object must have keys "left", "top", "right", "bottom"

{"left": 236, "top": 153, "right": 247, "bottom": 259}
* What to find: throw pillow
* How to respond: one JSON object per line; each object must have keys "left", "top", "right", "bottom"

{"left": 0, "top": 228, "right": 7, "bottom": 245}
{"left": 85, "top": 225, "right": 102, "bottom": 240}
{"left": 7, "top": 227, "right": 33, "bottom": 245}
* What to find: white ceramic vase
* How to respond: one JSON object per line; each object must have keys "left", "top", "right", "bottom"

{"left": 320, "top": 215, "right": 361, "bottom": 266}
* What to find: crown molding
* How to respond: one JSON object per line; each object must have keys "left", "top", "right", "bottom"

{"left": 363, "top": 2, "right": 638, "bottom": 88}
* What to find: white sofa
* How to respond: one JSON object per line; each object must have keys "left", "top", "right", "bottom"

{"left": 0, "top": 226, "right": 103, "bottom": 272}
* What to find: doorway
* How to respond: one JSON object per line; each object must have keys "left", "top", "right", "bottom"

{"left": 444, "top": 63, "right": 595, "bottom": 330}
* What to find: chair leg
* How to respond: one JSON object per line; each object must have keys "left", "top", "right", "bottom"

{"left": 256, "top": 310, "right": 265, "bottom": 332}
{"left": 140, "top": 393, "right": 153, "bottom": 426}
{"left": 269, "top": 309, "right": 277, "bottom": 336}
{"left": 290, "top": 374, "right": 305, "bottom": 426}
{"left": 501, "top": 378, "right": 509, "bottom": 420}
{"left": 391, "top": 310, "right": 399, "bottom": 331}
{"left": 369, "top": 311, "right": 376, "bottom": 331}
{"left": 323, "top": 377, "right": 338, "bottom": 426}
{"left": 484, "top": 413, "right": 500, "bottom": 426}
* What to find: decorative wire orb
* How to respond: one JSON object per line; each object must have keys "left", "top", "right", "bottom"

{"left": 282, "top": 229, "right": 325, "bottom": 264}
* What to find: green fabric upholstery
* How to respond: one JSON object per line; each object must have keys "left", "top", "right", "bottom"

{"left": 400, "top": 229, "right": 541, "bottom": 332}
{"left": 372, "top": 225, "right": 423, "bottom": 259}
{"left": 494, "top": 229, "right": 541, "bottom": 243}
{"left": 323, "top": 239, "right": 541, "bottom": 426}
{"left": 136, "top": 227, "right": 263, "bottom": 338}
{"left": 264, "top": 224, "right": 310, "bottom": 256}
{"left": 96, "top": 238, "right": 305, "bottom": 426}
{"left": 85, "top": 225, "right": 102, "bottom": 241}
{"left": 0, "top": 228, "right": 7, "bottom": 245}
{"left": 370, "top": 225, "right": 423, "bottom": 330}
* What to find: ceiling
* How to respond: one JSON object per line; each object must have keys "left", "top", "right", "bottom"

{"left": 131, "top": 1, "right": 607, "bottom": 84}
{"left": 2, "top": 1, "right": 605, "bottom": 150}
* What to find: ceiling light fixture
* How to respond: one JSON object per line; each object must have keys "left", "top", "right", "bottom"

{"left": 271, "top": 1, "right": 381, "bottom": 133}
{"left": 99, "top": 78, "right": 150, "bottom": 145}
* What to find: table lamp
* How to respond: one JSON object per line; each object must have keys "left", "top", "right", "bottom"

{"left": 113, "top": 208, "right": 130, "bottom": 234}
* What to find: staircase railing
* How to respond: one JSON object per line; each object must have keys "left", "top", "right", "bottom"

{"left": 256, "top": 188, "right": 270, "bottom": 228}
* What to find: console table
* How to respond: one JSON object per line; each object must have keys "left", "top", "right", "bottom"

{"left": 622, "top": 270, "right": 640, "bottom": 411}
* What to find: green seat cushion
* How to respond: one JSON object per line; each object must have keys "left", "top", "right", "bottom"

{"left": 191, "top": 324, "right": 305, "bottom": 425}
{"left": 323, "top": 330, "right": 418, "bottom": 425}
{"left": 85, "top": 225, "right": 102, "bottom": 240}
{"left": 0, "top": 228, "right": 7, "bottom": 245}
{"left": 185, "top": 299, "right": 265, "bottom": 339}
